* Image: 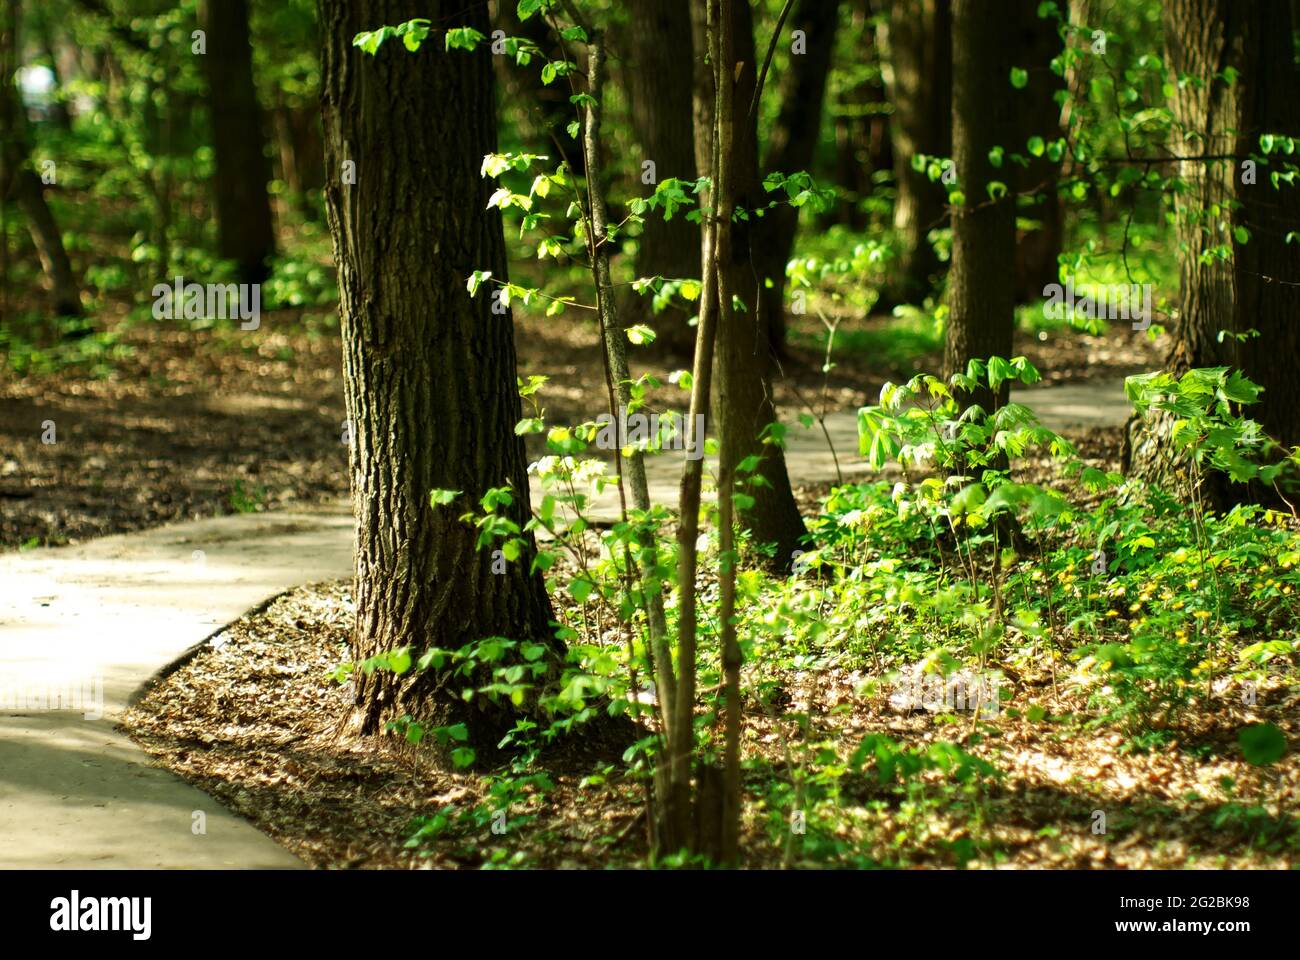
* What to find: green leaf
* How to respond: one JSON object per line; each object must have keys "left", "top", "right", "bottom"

{"left": 444, "top": 26, "right": 486, "bottom": 52}
{"left": 987, "top": 356, "right": 1011, "bottom": 391}
{"left": 429, "top": 488, "right": 461, "bottom": 506}
{"left": 951, "top": 483, "right": 987, "bottom": 515}
{"left": 626, "top": 324, "right": 657, "bottom": 345}
{"left": 352, "top": 29, "right": 390, "bottom": 56}
{"left": 400, "top": 19, "right": 431, "bottom": 51}
{"left": 1010, "top": 67, "right": 1029, "bottom": 89}
{"left": 1239, "top": 723, "right": 1286, "bottom": 765}
{"left": 517, "top": 0, "right": 546, "bottom": 21}
{"left": 388, "top": 648, "right": 413, "bottom": 675}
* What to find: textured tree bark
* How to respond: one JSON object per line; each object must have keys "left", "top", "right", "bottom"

{"left": 878, "top": 0, "right": 951, "bottom": 305}
{"left": 0, "top": 0, "right": 81, "bottom": 318}
{"left": 318, "top": 0, "right": 558, "bottom": 752}
{"left": 755, "top": 0, "right": 841, "bottom": 354}
{"left": 692, "top": 0, "right": 807, "bottom": 572}
{"left": 201, "top": 0, "right": 277, "bottom": 284}
{"left": 622, "top": 0, "right": 700, "bottom": 358}
{"left": 1125, "top": 0, "right": 1300, "bottom": 488}
{"left": 945, "top": 0, "right": 1017, "bottom": 410}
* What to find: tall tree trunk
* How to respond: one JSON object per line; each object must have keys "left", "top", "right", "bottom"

{"left": 34, "top": 6, "right": 71, "bottom": 130}
{"left": 318, "top": 0, "right": 558, "bottom": 752}
{"left": 756, "top": 0, "right": 842, "bottom": 354}
{"left": 201, "top": 0, "right": 276, "bottom": 284}
{"left": 491, "top": 0, "right": 586, "bottom": 180}
{"left": 0, "top": 0, "right": 80, "bottom": 318}
{"left": 692, "top": 0, "right": 807, "bottom": 571}
{"left": 878, "top": 0, "right": 951, "bottom": 305}
{"left": 1125, "top": 0, "right": 1300, "bottom": 486}
{"left": 274, "top": 103, "right": 327, "bottom": 216}
{"left": 622, "top": 0, "right": 700, "bottom": 358}
{"left": 1013, "top": 2, "right": 1064, "bottom": 303}
{"left": 576, "top": 27, "right": 675, "bottom": 741}
{"left": 827, "top": 0, "right": 888, "bottom": 233}
{"left": 944, "top": 0, "right": 1017, "bottom": 408}
{"left": 711, "top": 0, "right": 743, "bottom": 869}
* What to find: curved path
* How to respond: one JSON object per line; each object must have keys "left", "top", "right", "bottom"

{"left": 0, "top": 508, "right": 352, "bottom": 868}
{"left": 0, "top": 378, "right": 1129, "bottom": 868}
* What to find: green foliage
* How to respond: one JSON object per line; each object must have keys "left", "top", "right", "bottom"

{"left": 227, "top": 480, "right": 268, "bottom": 514}
{"left": 1125, "top": 367, "right": 1292, "bottom": 487}
{"left": 1238, "top": 723, "right": 1286, "bottom": 766}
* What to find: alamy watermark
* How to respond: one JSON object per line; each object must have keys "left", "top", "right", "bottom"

{"left": 1042, "top": 280, "right": 1153, "bottom": 331}
{"left": 152, "top": 276, "right": 261, "bottom": 330}
{"left": 50, "top": 891, "right": 151, "bottom": 940}
{"left": 890, "top": 669, "right": 1003, "bottom": 717}
{"left": 0, "top": 672, "right": 104, "bottom": 720}
{"left": 593, "top": 406, "right": 705, "bottom": 461}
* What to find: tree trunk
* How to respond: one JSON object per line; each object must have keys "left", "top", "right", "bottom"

{"left": 0, "top": 0, "right": 80, "bottom": 318}
{"left": 692, "top": 0, "right": 807, "bottom": 571}
{"left": 622, "top": 0, "right": 700, "bottom": 358}
{"left": 35, "top": 7, "right": 71, "bottom": 130}
{"left": 944, "top": 0, "right": 1017, "bottom": 409}
{"left": 577, "top": 29, "right": 675, "bottom": 735}
{"left": 827, "top": 0, "right": 888, "bottom": 233}
{"left": 318, "top": 0, "right": 558, "bottom": 753}
{"left": 274, "top": 103, "right": 327, "bottom": 216}
{"left": 1012, "top": 1, "right": 1064, "bottom": 303}
{"left": 1125, "top": 0, "right": 1300, "bottom": 487}
{"left": 878, "top": 0, "right": 951, "bottom": 305}
{"left": 756, "top": 0, "right": 842, "bottom": 354}
{"left": 491, "top": 0, "right": 586, "bottom": 180}
{"left": 201, "top": 0, "right": 277, "bottom": 283}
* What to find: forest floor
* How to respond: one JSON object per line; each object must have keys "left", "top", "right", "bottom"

{"left": 122, "top": 536, "right": 1300, "bottom": 869}
{"left": 13, "top": 304, "right": 1250, "bottom": 871}
{"left": 0, "top": 306, "right": 1160, "bottom": 551}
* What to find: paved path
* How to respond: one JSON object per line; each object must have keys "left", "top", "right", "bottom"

{"left": 607, "top": 377, "right": 1132, "bottom": 514}
{"left": 0, "top": 378, "right": 1130, "bottom": 868}
{"left": 0, "top": 507, "right": 353, "bottom": 868}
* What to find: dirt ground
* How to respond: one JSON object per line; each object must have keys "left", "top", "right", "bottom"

{"left": 0, "top": 307, "right": 1161, "bottom": 551}
{"left": 123, "top": 560, "right": 1299, "bottom": 869}
{"left": 16, "top": 303, "right": 1283, "bottom": 871}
